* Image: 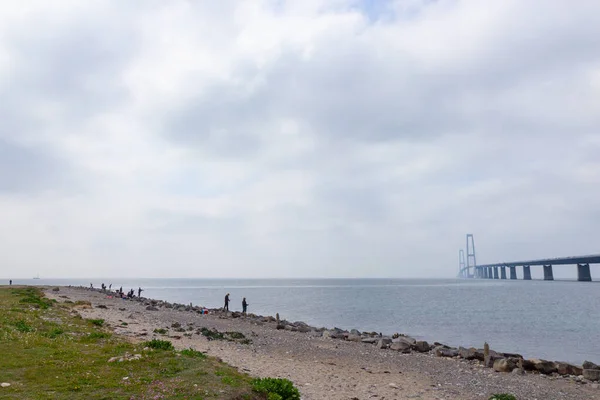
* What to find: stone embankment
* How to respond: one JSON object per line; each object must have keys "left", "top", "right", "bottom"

{"left": 73, "top": 285, "right": 600, "bottom": 385}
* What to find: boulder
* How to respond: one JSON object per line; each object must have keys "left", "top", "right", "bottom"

{"left": 145, "top": 306, "right": 159, "bottom": 311}
{"left": 397, "top": 336, "right": 416, "bottom": 345}
{"left": 484, "top": 351, "right": 504, "bottom": 368}
{"left": 434, "top": 347, "right": 459, "bottom": 358}
{"left": 361, "top": 337, "right": 379, "bottom": 344}
{"left": 530, "top": 359, "right": 557, "bottom": 375}
{"left": 350, "top": 329, "right": 361, "bottom": 336}
{"left": 458, "top": 347, "right": 478, "bottom": 360}
{"left": 297, "top": 326, "right": 312, "bottom": 333}
{"left": 555, "top": 362, "right": 583, "bottom": 376}
{"left": 346, "top": 334, "right": 362, "bottom": 342}
{"left": 583, "top": 369, "right": 600, "bottom": 381}
{"left": 493, "top": 358, "right": 517, "bottom": 373}
{"left": 390, "top": 341, "right": 412, "bottom": 353}
{"left": 521, "top": 359, "right": 537, "bottom": 371}
{"left": 414, "top": 341, "right": 430, "bottom": 353}
{"left": 583, "top": 361, "right": 600, "bottom": 370}
{"left": 377, "top": 338, "right": 392, "bottom": 349}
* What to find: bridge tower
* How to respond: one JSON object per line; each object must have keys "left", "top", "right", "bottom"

{"left": 459, "top": 249, "right": 466, "bottom": 278}
{"left": 466, "top": 234, "right": 477, "bottom": 278}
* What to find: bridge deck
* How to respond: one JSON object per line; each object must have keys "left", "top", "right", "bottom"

{"left": 476, "top": 254, "right": 600, "bottom": 268}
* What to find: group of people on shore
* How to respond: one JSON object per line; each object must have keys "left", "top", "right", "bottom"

{"left": 90, "top": 283, "right": 143, "bottom": 299}
{"left": 223, "top": 293, "right": 249, "bottom": 313}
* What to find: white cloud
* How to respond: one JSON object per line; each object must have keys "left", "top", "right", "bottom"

{"left": 1, "top": 0, "right": 599, "bottom": 279}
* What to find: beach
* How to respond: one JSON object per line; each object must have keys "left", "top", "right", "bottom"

{"left": 41, "top": 286, "right": 600, "bottom": 400}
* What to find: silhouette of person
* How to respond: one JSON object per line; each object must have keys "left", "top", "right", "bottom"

{"left": 138, "top": 287, "right": 143, "bottom": 298}
{"left": 242, "top": 297, "right": 248, "bottom": 314}
{"left": 9, "top": 280, "right": 12, "bottom": 285}
{"left": 224, "top": 293, "right": 230, "bottom": 311}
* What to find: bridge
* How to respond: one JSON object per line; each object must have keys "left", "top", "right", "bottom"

{"left": 457, "top": 234, "right": 599, "bottom": 281}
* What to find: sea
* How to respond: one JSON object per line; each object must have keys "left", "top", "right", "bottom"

{"left": 8, "top": 278, "right": 600, "bottom": 365}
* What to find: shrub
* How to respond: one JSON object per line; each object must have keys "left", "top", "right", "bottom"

{"left": 86, "top": 332, "right": 111, "bottom": 340}
{"left": 88, "top": 319, "right": 104, "bottom": 327}
{"left": 153, "top": 328, "right": 168, "bottom": 334}
{"left": 251, "top": 378, "right": 300, "bottom": 400}
{"left": 226, "top": 331, "right": 246, "bottom": 339}
{"left": 180, "top": 348, "right": 207, "bottom": 359}
{"left": 46, "top": 327, "right": 64, "bottom": 338}
{"left": 489, "top": 395, "right": 517, "bottom": 400}
{"left": 144, "top": 339, "right": 174, "bottom": 350}
{"left": 14, "top": 320, "right": 34, "bottom": 333}
{"left": 200, "top": 327, "right": 224, "bottom": 340}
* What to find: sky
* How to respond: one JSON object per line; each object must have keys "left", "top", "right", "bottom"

{"left": 1, "top": 0, "right": 599, "bottom": 279}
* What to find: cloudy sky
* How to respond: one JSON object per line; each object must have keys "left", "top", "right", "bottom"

{"left": 1, "top": 0, "right": 599, "bottom": 279}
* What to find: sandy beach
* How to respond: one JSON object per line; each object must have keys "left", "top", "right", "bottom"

{"left": 44, "top": 286, "right": 600, "bottom": 400}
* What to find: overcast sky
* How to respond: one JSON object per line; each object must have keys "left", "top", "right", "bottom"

{"left": 1, "top": 0, "right": 599, "bottom": 279}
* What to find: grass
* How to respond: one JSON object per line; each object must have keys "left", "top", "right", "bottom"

{"left": 0, "top": 287, "right": 278, "bottom": 399}
{"left": 489, "top": 395, "right": 517, "bottom": 400}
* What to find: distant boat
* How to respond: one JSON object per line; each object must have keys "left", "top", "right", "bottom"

{"left": 33, "top": 274, "right": 40, "bottom": 280}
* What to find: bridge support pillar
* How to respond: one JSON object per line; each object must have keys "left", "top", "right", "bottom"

{"left": 523, "top": 265, "right": 532, "bottom": 280}
{"left": 487, "top": 267, "right": 493, "bottom": 279}
{"left": 493, "top": 267, "right": 499, "bottom": 279}
{"left": 500, "top": 267, "right": 507, "bottom": 279}
{"left": 482, "top": 268, "right": 487, "bottom": 279}
{"left": 577, "top": 263, "right": 592, "bottom": 282}
{"left": 509, "top": 266, "right": 517, "bottom": 279}
{"left": 543, "top": 265, "right": 554, "bottom": 281}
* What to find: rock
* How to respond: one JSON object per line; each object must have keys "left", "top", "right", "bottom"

{"left": 396, "top": 335, "right": 416, "bottom": 345}
{"left": 414, "top": 341, "right": 430, "bottom": 353}
{"left": 361, "top": 337, "right": 379, "bottom": 344}
{"left": 171, "top": 322, "right": 181, "bottom": 328}
{"left": 458, "top": 347, "right": 478, "bottom": 360}
{"left": 502, "top": 352, "right": 523, "bottom": 359}
{"left": 146, "top": 306, "right": 159, "bottom": 311}
{"left": 346, "top": 334, "right": 363, "bottom": 342}
{"left": 297, "top": 326, "right": 312, "bottom": 333}
{"left": 583, "top": 369, "right": 600, "bottom": 382}
{"left": 390, "top": 341, "right": 412, "bottom": 353}
{"left": 1, "top": 383, "right": 10, "bottom": 388}
{"left": 583, "top": 361, "right": 600, "bottom": 370}
{"left": 377, "top": 338, "right": 392, "bottom": 349}
{"left": 512, "top": 368, "right": 525, "bottom": 375}
{"left": 350, "top": 329, "right": 361, "bottom": 336}
{"left": 484, "top": 351, "right": 504, "bottom": 368}
{"left": 96, "top": 305, "right": 108, "bottom": 309}
{"left": 530, "top": 359, "right": 557, "bottom": 375}
{"left": 493, "top": 358, "right": 517, "bottom": 373}
{"left": 555, "top": 362, "right": 583, "bottom": 376}
{"left": 434, "top": 347, "right": 459, "bottom": 358}
{"left": 388, "top": 383, "right": 399, "bottom": 389}
{"left": 521, "top": 359, "right": 537, "bottom": 371}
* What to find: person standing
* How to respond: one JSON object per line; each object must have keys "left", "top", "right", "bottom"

{"left": 9, "top": 280, "right": 12, "bottom": 285}
{"left": 138, "top": 287, "right": 143, "bottom": 298}
{"left": 224, "top": 293, "right": 230, "bottom": 311}
{"left": 242, "top": 297, "right": 248, "bottom": 314}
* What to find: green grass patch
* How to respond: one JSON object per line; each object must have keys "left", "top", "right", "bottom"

{"left": 143, "top": 338, "right": 174, "bottom": 351}
{"left": 489, "top": 395, "right": 517, "bottom": 400}
{"left": 88, "top": 318, "right": 104, "bottom": 327}
{"left": 153, "top": 328, "right": 168, "bottom": 334}
{"left": 180, "top": 347, "right": 207, "bottom": 359}
{"left": 0, "top": 287, "right": 270, "bottom": 399}
{"left": 14, "top": 319, "right": 34, "bottom": 333}
{"left": 251, "top": 377, "right": 301, "bottom": 400}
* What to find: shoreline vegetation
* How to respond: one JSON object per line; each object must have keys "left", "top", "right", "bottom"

{"left": 2, "top": 285, "right": 600, "bottom": 399}
{"left": 0, "top": 286, "right": 298, "bottom": 399}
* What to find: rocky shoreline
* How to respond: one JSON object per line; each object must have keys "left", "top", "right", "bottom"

{"left": 46, "top": 286, "right": 600, "bottom": 399}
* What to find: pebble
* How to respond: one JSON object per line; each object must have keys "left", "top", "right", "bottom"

{"left": 389, "top": 383, "right": 400, "bottom": 389}
{"left": 1, "top": 383, "right": 10, "bottom": 388}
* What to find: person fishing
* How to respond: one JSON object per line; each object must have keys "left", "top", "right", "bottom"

{"left": 224, "top": 293, "right": 230, "bottom": 311}
{"left": 242, "top": 297, "right": 248, "bottom": 314}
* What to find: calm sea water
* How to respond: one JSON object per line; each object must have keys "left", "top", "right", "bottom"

{"left": 8, "top": 278, "right": 600, "bottom": 365}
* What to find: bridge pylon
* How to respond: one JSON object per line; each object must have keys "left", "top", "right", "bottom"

{"left": 459, "top": 249, "right": 466, "bottom": 278}
{"left": 466, "top": 234, "right": 477, "bottom": 278}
